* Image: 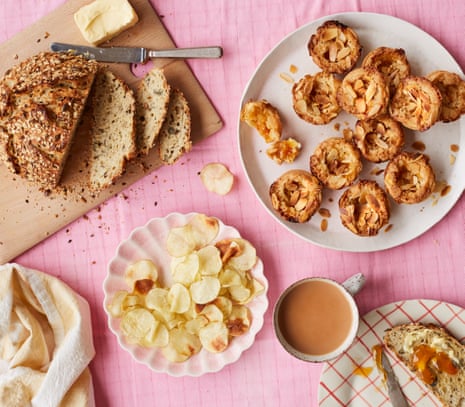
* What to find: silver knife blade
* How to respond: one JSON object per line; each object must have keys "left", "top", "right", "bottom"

{"left": 381, "top": 349, "right": 410, "bottom": 407}
{"left": 50, "top": 42, "right": 222, "bottom": 63}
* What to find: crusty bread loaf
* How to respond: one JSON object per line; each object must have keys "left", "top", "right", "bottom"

{"left": 88, "top": 69, "right": 136, "bottom": 191}
{"left": 384, "top": 323, "right": 465, "bottom": 407}
{"left": 0, "top": 51, "right": 98, "bottom": 191}
{"left": 158, "top": 88, "right": 192, "bottom": 164}
{"left": 135, "top": 67, "right": 170, "bottom": 155}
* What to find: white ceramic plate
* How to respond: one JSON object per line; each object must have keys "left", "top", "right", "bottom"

{"left": 318, "top": 299, "right": 465, "bottom": 406}
{"left": 238, "top": 12, "right": 465, "bottom": 252}
{"left": 103, "top": 212, "right": 269, "bottom": 376}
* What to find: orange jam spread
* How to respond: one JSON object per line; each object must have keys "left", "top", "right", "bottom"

{"left": 372, "top": 344, "right": 383, "bottom": 369}
{"left": 353, "top": 365, "right": 373, "bottom": 378}
{"left": 372, "top": 344, "right": 387, "bottom": 381}
{"left": 412, "top": 344, "right": 458, "bottom": 385}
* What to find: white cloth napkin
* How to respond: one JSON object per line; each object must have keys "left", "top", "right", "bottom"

{"left": 0, "top": 263, "right": 95, "bottom": 407}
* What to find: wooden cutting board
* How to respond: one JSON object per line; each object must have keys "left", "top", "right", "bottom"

{"left": 0, "top": 0, "right": 223, "bottom": 263}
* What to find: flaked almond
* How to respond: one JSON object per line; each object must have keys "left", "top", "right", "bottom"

{"left": 355, "top": 98, "right": 367, "bottom": 112}
{"left": 322, "top": 27, "right": 339, "bottom": 41}
{"left": 294, "top": 198, "right": 308, "bottom": 211}
{"left": 337, "top": 46, "right": 351, "bottom": 59}
{"left": 280, "top": 72, "right": 294, "bottom": 83}
{"left": 289, "top": 190, "right": 300, "bottom": 206}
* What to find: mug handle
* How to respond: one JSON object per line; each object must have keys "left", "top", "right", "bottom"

{"left": 342, "top": 273, "right": 366, "bottom": 296}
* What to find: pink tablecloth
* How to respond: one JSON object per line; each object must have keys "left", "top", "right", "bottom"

{"left": 1, "top": 0, "right": 465, "bottom": 406}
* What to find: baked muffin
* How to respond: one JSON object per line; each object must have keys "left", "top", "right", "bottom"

{"left": 362, "top": 47, "right": 411, "bottom": 96}
{"left": 269, "top": 169, "right": 322, "bottom": 223}
{"left": 352, "top": 115, "right": 404, "bottom": 163}
{"left": 337, "top": 67, "right": 390, "bottom": 120}
{"left": 389, "top": 76, "right": 442, "bottom": 131}
{"left": 240, "top": 99, "right": 282, "bottom": 143}
{"left": 292, "top": 72, "right": 341, "bottom": 125}
{"left": 426, "top": 70, "right": 465, "bottom": 123}
{"left": 339, "top": 180, "right": 390, "bottom": 236}
{"left": 308, "top": 20, "right": 362, "bottom": 74}
{"left": 384, "top": 151, "right": 436, "bottom": 204}
{"left": 310, "top": 137, "right": 362, "bottom": 189}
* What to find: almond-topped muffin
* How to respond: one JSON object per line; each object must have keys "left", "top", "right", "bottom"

{"left": 310, "top": 137, "right": 362, "bottom": 190}
{"left": 308, "top": 20, "right": 362, "bottom": 74}
{"left": 384, "top": 151, "right": 436, "bottom": 204}
{"left": 292, "top": 72, "right": 341, "bottom": 125}
{"left": 269, "top": 169, "right": 322, "bottom": 223}
{"left": 337, "top": 67, "right": 390, "bottom": 120}
{"left": 339, "top": 180, "right": 390, "bottom": 236}
{"left": 352, "top": 115, "right": 404, "bottom": 163}
{"left": 426, "top": 70, "right": 465, "bottom": 123}
{"left": 389, "top": 76, "right": 442, "bottom": 131}
{"left": 362, "top": 47, "right": 411, "bottom": 96}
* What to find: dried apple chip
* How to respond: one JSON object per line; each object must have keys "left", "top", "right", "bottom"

{"left": 125, "top": 259, "right": 158, "bottom": 290}
{"left": 228, "top": 284, "right": 252, "bottom": 304}
{"left": 189, "top": 214, "right": 219, "bottom": 248}
{"left": 211, "top": 296, "right": 233, "bottom": 318}
{"left": 197, "top": 245, "right": 222, "bottom": 276}
{"left": 152, "top": 308, "right": 179, "bottom": 330}
{"left": 249, "top": 277, "right": 266, "bottom": 301}
{"left": 107, "top": 290, "right": 129, "bottom": 318}
{"left": 142, "top": 321, "right": 169, "bottom": 348}
{"left": 216, "top": 239, "right": 242, "bottom": 263}
{"left": 166, "top": 225, "right": 196, "bottom": 257}
{"left": 145, "top": 287, "right": 169, "bottom": 312}
{"left": 162, "top": 327, "right": 202, "bottom": 362}
{"left": 184, "top": 315, "right": 209, "bottom": 335}
{"left": 219, "top": 268, "right": 242, "bottom": 288}
{"left": 199, "top": 304, "right": 224, "bottom": 322}
{"left": 225, "top": 238, "right": 257, "bottom": 271}
{"left": 190, "top": 277, "right": 221, "bottom": 304}
{"left": 199, "top": 321, "right": 229, "bottom": 353}
{"left": 227, "top": 305, "right": 252, "bottom": 336}
{"left": 172, "top": 253, "right": 200, "bottom": 285}
{"left": 200, "top": 162, "right": 234, "bottom": 195}
{"left": 122, "top": 294, "right": 143, "bottom": 310}
{"left": 168, "top": 283, "right": 191, "bottom": 314}
{"left": 120, "top": 308, "right": 157, "bottom": 344}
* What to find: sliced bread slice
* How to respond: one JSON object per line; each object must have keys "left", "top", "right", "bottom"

{"left": 158, "top": 88, "right": 192, "bottom": 164}
{"left": 88, "top": 69, "right": 136, "bottom": 191}
{"left": 135, "top": 67, "right": 170, "bottom": 155}
{"left": 384, "top": 322, "right": 465, "bottom": 407}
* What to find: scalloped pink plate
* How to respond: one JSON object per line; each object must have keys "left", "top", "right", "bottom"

{"left": 103, "top": 212, "right": 269, "bottom": 376}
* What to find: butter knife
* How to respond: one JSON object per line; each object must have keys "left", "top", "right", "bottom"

{"left": 50, "top": 42, "right": 223, "bottom": 63}
{"left": 381, "top": 349, "right": 410, "bottom": 407}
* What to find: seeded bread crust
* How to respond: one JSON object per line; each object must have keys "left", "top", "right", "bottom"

{"left": 88, "top": 69, "right": 137, "bottom": 191}
{"left": 0, "top": 51, "right": 98, "bottom": 191}
{"left": 384, "top": 323, "right": 465, "bottom": 407}
{"left": 135, "top": 67, "right": 170, "bottom": 155}
{"left": 158, "top": 88, "right": 192, "bottom": 164}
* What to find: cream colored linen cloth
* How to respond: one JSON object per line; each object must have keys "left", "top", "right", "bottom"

{"left": 0, "top": 263, "right": 95, "bottom": 407}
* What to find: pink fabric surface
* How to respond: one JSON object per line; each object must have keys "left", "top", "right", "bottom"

{"left": 1, "top": 0, "right": 465, "bottom": 406}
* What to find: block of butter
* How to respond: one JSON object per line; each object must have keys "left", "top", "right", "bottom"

{"left": 74, "top": 0, "right": 139, "bottom": 45}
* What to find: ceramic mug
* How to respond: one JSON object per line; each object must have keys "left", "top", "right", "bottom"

{"left": 273, "top": 273, "right": 365, "bottom": 362}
